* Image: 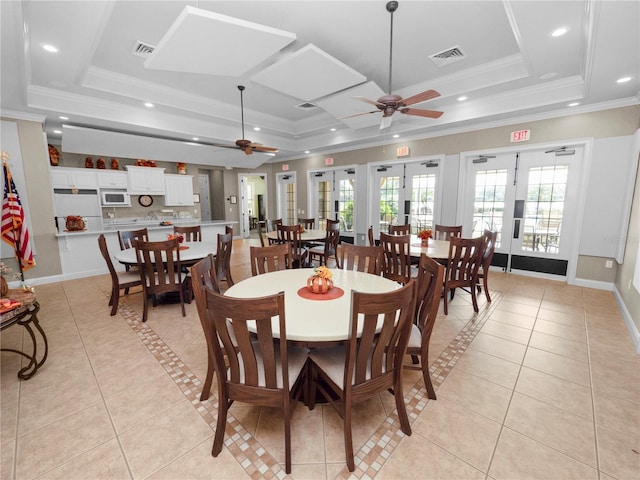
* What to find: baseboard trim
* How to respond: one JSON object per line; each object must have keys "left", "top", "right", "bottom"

{"left": 613, "top": 285, "right": 640, "bottom": 354}
{"left": 572, "top": 278, "right": 614, "bottom": 291}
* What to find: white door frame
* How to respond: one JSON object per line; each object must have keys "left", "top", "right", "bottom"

{"left": 237, "top": 172, "right": 269, "bottom": 238}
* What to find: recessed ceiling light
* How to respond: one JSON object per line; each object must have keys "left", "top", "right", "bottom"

{"left": 53, "top": 130, "right": 62, "bottom": 134}
{"left": 58, "top": 116, "right": 69, "bottom": 120}
{"left": 304, "top": 150, "right": 310, "bottom": 154}
{"left": 330, "top": 128, "right": 336, "bottom": 132}
{"left": 43, "top": 44, "right": 59, "bottom": 53}
{"left": 253, "top": 127, "right": 261, "bottom": 131}
{"left": 551, "top": 27, "right": 568, "bottom": 37}
{"left": 392, "top": 134, "right": 399, "bottom": 138}
{"left": 192, "top": 137, "right": 199, "bottom": 141}
{"left": 539, "top": 72, "right": 557, "bottom": 80}
{"left": 457, "top": 96, "right": 467, "bottom": 102}
{"left": 568, "top": 102, "right": 579, "bottom": 107}
{"left": 144, "top": 102, "right": 154, "bottom": 108}
{"left": 616, "top": 76, "right": 632, "bottom": 83}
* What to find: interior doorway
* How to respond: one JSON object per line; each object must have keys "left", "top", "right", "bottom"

{"left": 238, "top": 173, "right": 268, "bottom": 238}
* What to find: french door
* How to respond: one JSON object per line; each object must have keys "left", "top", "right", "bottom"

{"left": 462, "top": 145, "right": 584, "bottom": 277}
{"left": 309, "top": 168, "right": 356, "bottom": 238}
{"left": 370, "top": 159, "right": 442, "bottom": 238}
{"left": 276, "top": 172, "right": 296, "bottom": 224}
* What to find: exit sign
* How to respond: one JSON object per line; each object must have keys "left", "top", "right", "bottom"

{"left": 510, "top": 129, "right": 530, "bottom": 142}
{"left": 397, "top": 146, "right": 410, "bottom": 157}
{"left": 282, "top": 164, "right": 289, "bottom": 171}
{"left": 325, "top": 157, "right": 334, "bottom": 165}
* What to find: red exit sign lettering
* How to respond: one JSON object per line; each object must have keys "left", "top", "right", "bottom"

{"left": 397, "top": 146, "right": 410, "bottom": 157}
{"left": 510, "top": 130, "right": 530, "bottom": 143}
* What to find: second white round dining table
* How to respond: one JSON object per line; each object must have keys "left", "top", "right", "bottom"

{"left": 114, "top": 241, "right": 217, "bottom": 266}
{"left": 224, "top": 268, "right": 400, "bottom": 345}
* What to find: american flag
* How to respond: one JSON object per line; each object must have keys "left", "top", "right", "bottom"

{"left": 2, "top": 160, "right": 35, "bottom": 271}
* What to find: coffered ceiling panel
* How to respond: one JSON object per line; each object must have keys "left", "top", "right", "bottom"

{"left": 144, "top": 6, "right": 296, "bottom": 76}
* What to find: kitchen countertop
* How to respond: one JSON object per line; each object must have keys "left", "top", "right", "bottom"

{"left": 55, "top": 220, "right": 237, "bottom": 237}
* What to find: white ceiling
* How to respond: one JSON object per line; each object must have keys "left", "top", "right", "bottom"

{"left": 1, "top": 1, "right": 638, "bottom": 168}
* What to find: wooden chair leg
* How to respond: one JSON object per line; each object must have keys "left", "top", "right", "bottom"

{"left": 483, "top": 275, "right": 492, "bottom": 303}
{"left": 109, "top": 288, "right": 118, "bottom": 316}
{"left": 394, "top": 376, "right": 411, "bottom": 435}
{"left": 142, "top": 296, "right": 149, "bottom": 322}
{"left": 422, "top": 353, "right": 436, "bottom": 400}
{"left": 200, "top": 359, "right": 214, "bottom": 401}
{"left": 344, "top": 406, "right": 355, "bottom": 472}
{"left": 212, "top": 397, "right": 228, "bottom": 457}
{"left": 284, "top": 401, "right": 292, "bottom": 474}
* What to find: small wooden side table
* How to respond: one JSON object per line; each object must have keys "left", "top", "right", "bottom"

{"left": 1, "top": 289, "right": 48, "bottom": 380}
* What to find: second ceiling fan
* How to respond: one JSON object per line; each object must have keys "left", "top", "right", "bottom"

{"left": 350, "top": 1, "right": 444, "bottom": 129}
{"left": 212, "top": 85, "right": 278, "bottom": 155}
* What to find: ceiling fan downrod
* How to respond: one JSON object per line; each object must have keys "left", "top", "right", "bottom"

{"left": 386, "top": 1, "right": 398, "bottom": 95}
{"left": 238, "top": 85, "right": 245, "bottom": 140}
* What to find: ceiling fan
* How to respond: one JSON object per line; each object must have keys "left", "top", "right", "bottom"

{"left": 212, "top": 85, "right": 278, "bottom": 155}
{"left": 349, "top": 1, "right": 444, "bottom": 129}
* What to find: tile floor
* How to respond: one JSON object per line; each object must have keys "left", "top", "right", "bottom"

{"left": 1, "top": 238, "right": 639, "bottom": 479}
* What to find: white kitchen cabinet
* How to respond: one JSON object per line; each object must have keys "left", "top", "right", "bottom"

{"left": 50, "top": 167, "right": 98, "bottom": 189}
{"left": 126, "top": 165, "right": 166, "bottom": 195}
{"left": 97, "top": 170, "right": 129, "bottom": 189}
{"left": 164, "top": 174, "right": 194, "bottom": 206}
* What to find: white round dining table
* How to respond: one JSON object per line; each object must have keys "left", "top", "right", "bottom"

{"left": 265, "top": 229, "right": 327, "bottom": 242}
{"left": 409, "top": 237, "right": 450, "bottom": 260}
{"left": 114, "top": 241, "right": 217, "bottom": 266}
{"left": 224, "top": 268, "right": 400, "bottom": 345}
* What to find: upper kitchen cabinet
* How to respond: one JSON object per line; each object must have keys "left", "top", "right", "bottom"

{"left": 50, "top": 167, "right": 97, "bottom": 189}
{"left": 126, "top": 165, "right": 166, "bottom": 195}
{"left": 164, "top": 174, "right": 194, "bottom": 206}
{"left": 97, "top": 170, "right": 128, "bottom": 189}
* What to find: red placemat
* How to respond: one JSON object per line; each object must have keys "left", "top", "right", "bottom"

{"left": 297, "top": 286, "right": 344, "bottom": 301}
{"left": 179, "top": 245, "right": 189, "bottom": 250}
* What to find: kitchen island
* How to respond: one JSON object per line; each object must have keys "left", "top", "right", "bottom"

{"left": 55, "top": 220, "right": 236, "bottom": 281}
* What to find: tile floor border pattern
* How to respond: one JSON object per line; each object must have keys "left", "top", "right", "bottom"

{"left": 117, "top": 291, "right": 503, "bottom": 479}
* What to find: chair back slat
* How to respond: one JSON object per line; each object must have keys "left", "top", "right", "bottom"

{"left": 216, "top": 233, "right": 234, "bottom": 286}
{"left": 340, "top": 244, "right": 384, "bottom": 275}
{"left": 173, "top": 225, "right": 202, "bottom": 242}
{"left": 388, "top": 223, "right": 411, "bottom": 236}
{"left": 379, "top": 232, "right": 412, "bottom": 284}
{"left": 434, "top": 224, "right": 463, "bottom": 241}
{"left": 250, "top": 244, "right": 292, "bottom": 276}
{"left": 277, "top": 224, "right": 307, "bottom": 268}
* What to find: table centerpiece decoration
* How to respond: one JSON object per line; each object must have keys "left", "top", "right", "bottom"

{"left": 307, "top": 266, "right": 333, "bottom": 294}
{"left": 417, "top": 228, "right": 433, "bottom": 247}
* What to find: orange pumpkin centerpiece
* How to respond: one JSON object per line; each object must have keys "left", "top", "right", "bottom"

{"left": 307, "top": 266, "right": 333, "bottom": 294}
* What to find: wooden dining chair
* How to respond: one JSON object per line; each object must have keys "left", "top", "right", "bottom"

{"left": 225, "top": 225, "right": 233, "bottom": 236}
{"left": 434, "top": 224, "right": 463, "bottom": 241}
{"left": 117, "top": 228, "right": 149, "bottom": 275}
{"left": 388, "top": 223, "right": 411, "bottom": 235}
{"left": 215, "top": 232, "right": 234, "bottom": 288}
{"left": 367, "top": 225, "right": 378, "bottom": 246}
{"left": 98, "top": 234, "right": 142, "bottom": 316}
{"left": 256, "top": 220, "right": 267, "bottom": 247}
{"left": 308, "top": 280, "right": 417, "bottom": 472}
{"left": 443, "top": 236, "right": 485, "bottom": 315}
{"left": 405, "top": 254, "right": 444, "bottom": 399}
{"left": 206, "top": 289, "right": 308, "bottom": 474}
{"left": 339, "top": 243, "right": 384, "bottom": 275}
{"left": 476, "top": 229, "right": 498, "bottom": 303}
{"left": 134, "top": 238, "right": 190, "bottom": 322}
{"left": 250, "top": 243, "right": 292, "bottom": 276}
{"left": 267, "top": 219, "right": 283, "bottom": 244}
{"left": 277, "top": 224, "right": 308, "bottom": 268}
{"left": 189, "top": 254, "right": 221, "bottom": 401}
{"left": 309, "top": 221, "right": 341, "bottom": 267}
{"left": 173, "top": 225, "right": 201, "bottom": 241}
{"left": 379, "top": 232, "right": 412, "bottom": 284}
{"left": 298, "top": 217, "right": 315, "bottom": 230}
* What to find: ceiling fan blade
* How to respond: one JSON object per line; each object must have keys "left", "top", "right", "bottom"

{"left": 211, "top": 143, "right": 240, "bottom": 150}
{"left": 402, "top": 89, "right": 441, "bottom": 106}
{"left": 244, "top": 148, "right": 253, "bottom": 155}
{"left": 252, "top": 145, "right": 278, "bottom": 153}
{"left": 401, "top": 108, "right": 444, "bottom": 119}
{"left": 353, "top": 96, "right": 384, "bottom": 108}
{"left": 380, "top": 115, "right": 393, "bottom": 130}
{"left": 340, "top": 110, "right": 379, "bottom": 120}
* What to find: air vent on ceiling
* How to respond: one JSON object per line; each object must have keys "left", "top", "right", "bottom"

{"left": 428, "top": 46, "right": 466, "bottom": 67}
{"left": 295, "top": 102, "right": 318, "bottom": 110}
{"left": 132, "top": 41, "right": 156, "bottom": 57}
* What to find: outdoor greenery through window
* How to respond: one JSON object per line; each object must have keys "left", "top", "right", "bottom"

{"left": 473, "top": 169, "right": 507, "bottom": 247}
{"left": 285, "top": 183, "right": 295, "bottom": 225}
{"left": 411, "top": 173, "right": 436, "bottom": 234}
{"left": 523, "top": 165, "right": 567, "bottom": 253}
{"left": 339, "top": 179, "right": 355, "bottom": 232}
{"left": 379, "top": 176, "right": 400, "bottom": 233}
{"left": 317, "top": 180, "right": 331, "bottom": 230}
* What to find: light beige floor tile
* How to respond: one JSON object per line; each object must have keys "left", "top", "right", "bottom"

{"left": 437, "top": 368, "right": 512, "bottom": 423}
{"left": 523, "top": 347, "right": 591, "bottom": 387}
{"left": 289, "top": 462, "right": 328, "bottom": 479}
{"left": 36, "top": 438, "right": 131, "bottom": 480}
{"left": 534, "top": 319, "right": 586, "bottom": 343}
{"left": 596, "top": 424, "right": 640, "bottom": 480}
{"left": 495, "top": 300, "right": 539, "bottom": 318}
{"left": 487, "top": 309, "right": 536, "bottom": 329}
{"left": 377, "top": 433, "right": 485, "bottom": 480}
{"left": 489, "top": 427, "right": 598, "bottom": 479}
{"left": 515, "top": 366, "right": 593, "bottom": 419}
{"left": 593, "top": 389, "right": 640, "bottom": 438}
{"left": 537, "top": 307, "right": 585, "bottom": 326}
{"left": 504, "top": 392, "right": 597, "bottom": 467}
{"left": 480, "top": 319, "right": 532, "bottom": 344}
{"left": 92, "top": 349, "right": 167, "bottom": 397}
{"left": 104, "top": 371, "right": 185, "bottom": 434}
{"left": 1, "top": 439, "right": 15, "bottom": 480}
{"left": 454, "top": 348, "right": 521, "bottom": 389}
{"left": 528, "top": 331, "right": 589, "bottom": 362}
{"left": 413, "top": 397, "right": 501, "bottom": 472}
{"left": 119, "top": 398, "right": 213, "bottom": 479}
{"left": 15, "top": 403, "right": 116, "bottom": 480}
{"left": 148, "top": 436, "right": 251, "bottom": 480}
{"left": 500, "top": 293, "right": 542, "bottom": 307}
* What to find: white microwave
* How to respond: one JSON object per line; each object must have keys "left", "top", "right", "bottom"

{"left": 101, "top": 190, "right": 131, "bottom": 207}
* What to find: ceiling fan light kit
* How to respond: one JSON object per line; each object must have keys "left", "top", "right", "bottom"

{"left": 351, "top": 1, "right": 444, "bottom": 129}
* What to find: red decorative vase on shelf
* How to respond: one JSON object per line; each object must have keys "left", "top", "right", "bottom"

{"left": 307, "top": 275, "right": 333, "bottom": 294}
